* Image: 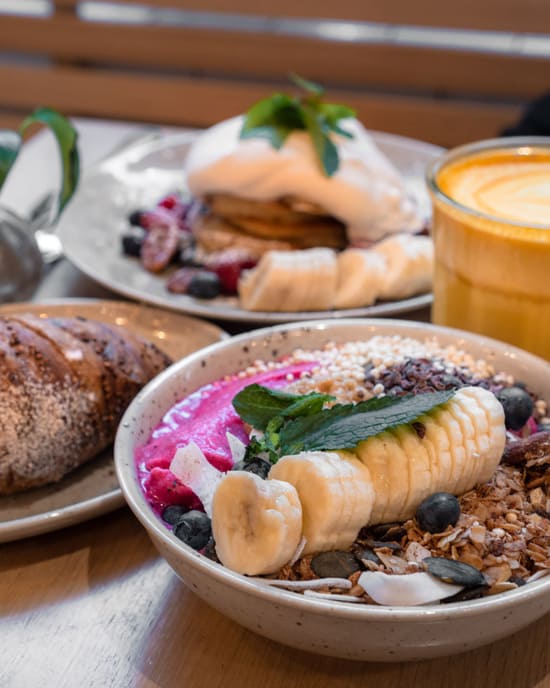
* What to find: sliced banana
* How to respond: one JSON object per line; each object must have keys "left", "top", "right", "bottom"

{"left": 269, "top": 450, "right": 375, "bottom": 555}
{"left": 356, "top": 386, "right": 506, "bottom": 524}
{"left": 211, "top": 471, "right": 302, "bottom": 575}
{"left": 373, "top": 233, "right": 433, "bottom": 300}
{"left": 238, "top": 248, "right": 337, "bottom": 311}
{"left": 457, "top": 386, "right": 506, "bottom": 484}
{"left": 334, "top": 249, "right": 386, "bottom": 309}
{"left": 398, "top": 424, "right": 433, "bottom": 521}
{"left": 353, "top": 435, "right": 388, "bottom": 524}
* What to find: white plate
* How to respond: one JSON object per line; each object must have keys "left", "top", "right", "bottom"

{"left": 0, "top": 299, "right": 227, "bottom": 543}
{"left": 57, "top": 130, "right": 444, "bottom": 323}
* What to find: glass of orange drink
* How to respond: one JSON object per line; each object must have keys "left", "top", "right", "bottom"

{"left": 426, "top": 137, "right": 550, "bottom": 360}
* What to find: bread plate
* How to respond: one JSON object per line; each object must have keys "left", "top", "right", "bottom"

{"left": 0, "top": 299, "right": 227, "bottom": 542}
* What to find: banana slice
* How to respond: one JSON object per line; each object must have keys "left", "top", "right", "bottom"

{"left": 238, "top": 248, "right": 337, "bottom": 312}
{"left": 354, "top": 434, "right": 392, "bottom": 524}
{"left": 418, "top": 413, "right": 452, "bottom": 495}
{"left": 211, "top": 471, "right": 303, "bottom": 575}
{"left": 397, "top": 424, "right": 433, "bottom": 521}
{"left": 446, "top": 399, "right": 478, "bottom": 495}
{"left": 269, "top": 451, "right": 375, "bottom": 555}
{"left": 377, "top": 430, "right": 411, "bottom": 523}
{"left": 373, "top": 233, "right": 433, "bottom": 300}
{"left": 457, "top": 386, "right": 506, "bottom": 484}
{"left": 356, "top": 387, "right": 506, "bottom": 524}
{"left": 334, "top": 249, "right": 386, "bottom": 309}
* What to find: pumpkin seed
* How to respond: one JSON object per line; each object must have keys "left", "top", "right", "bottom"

{"left": 424, "top": 557, "right": 487, "bottom": 588}
{"left": 310, "top": 551, "right": 361, "bottom": 579}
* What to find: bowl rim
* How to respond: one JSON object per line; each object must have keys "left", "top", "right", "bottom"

{"left": 115, "top": 317, "right": 550, "bottom": 620}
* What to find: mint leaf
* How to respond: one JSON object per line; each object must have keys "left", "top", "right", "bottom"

{"left": 0, "top": 131, "right": 21, "bottom": 188}
{"left": 19, "top": 107, "right": 79, "bottom": 217}
{"left": 279, "top": 390, "right": 455, "bottom": 454}
{"left": 239, "top": 75, "right": 355, "bottom": 176}
{"left": 301, "top": 103, "right": 339, "bottom": 176}
{"left": 232, "top": 383, "right": 334, "bottom": 431}
{"left": 240, "top": 124, "right": 292, "bottom": 149}
{"left": 318, "top": 102, "right": 356, "bottom": 125}
{"left": 289, "top": 73, "right": 325, "bottom": 97}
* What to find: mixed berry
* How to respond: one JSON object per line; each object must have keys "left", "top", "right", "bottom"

{"left": 120, "top": 193, "right": 258, "bottom": 299}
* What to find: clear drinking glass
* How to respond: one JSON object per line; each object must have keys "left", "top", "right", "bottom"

{"left": 0, "top": 206, "right": 43, "bottom": 303}
{"left": 426, "top": 137, "right": 550, "bottom": 360}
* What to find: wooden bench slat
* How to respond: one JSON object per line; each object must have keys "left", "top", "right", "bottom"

{"left": 53, "top": 0, "right": 550, "bottom": 34}
{"left": 0, "top": 64, "right": 520, "bottom": 147}
{"left": 1, "top": 15, "right": 548, "bottom": 101}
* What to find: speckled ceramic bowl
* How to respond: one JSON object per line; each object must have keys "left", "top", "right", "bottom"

{"left": 114, "top": 319, "right": 550, "bottom": 662}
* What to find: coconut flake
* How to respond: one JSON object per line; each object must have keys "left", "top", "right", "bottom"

{"left": 303, "top": 591, "right": 364, "bottom": 603}
{"left": 253, "top": 577, "right": 352, "bottom": 591}
{"left": 288, "top": 536, "right": 307, "bottom": 567}
{"left": 358, "top": 571, "right": 463, "bottom": 606}
{"left": 527, "top": 569, "right": 550, "bottom": 583}
{"left": 169, "top": 441, "right": 224, "bottom": 517}
{"left": 226, "top": 431, "right": 247, "bottom": 464}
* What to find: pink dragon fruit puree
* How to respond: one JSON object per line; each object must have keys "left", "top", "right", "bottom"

{"left": 135, "top": 361, "right": 316, "bottom": 516}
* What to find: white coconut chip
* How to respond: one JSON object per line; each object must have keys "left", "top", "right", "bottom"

{"left": 358, "top": 571, "right": 463, "bottom": 606}
{"left": 288, "top": 536, "right": 307, "bottom": 567}
{"left": 527, "top": 569, "right": 550, "bottom": 583}
{"left": 226, "top": 431, "right": 247, "bottom": 464}
{"left": 169, "top": 441, "right": 224, "bottom": 517}
{"left": 303, "top": 591, "right": 364, "bottom": 603}
{"left": 253, "top": 577, "right": 352, "bottom": 591}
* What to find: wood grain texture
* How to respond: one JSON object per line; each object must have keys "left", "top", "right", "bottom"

{"left": 0, "top": 507, "right": 549, "bottom": 688}
{"left": 0, "top": 65, "right": 520, "bottom": 147}
{"left": 52, "top": 0, "right": 550, "bottom": 33}
{"left": 1, "top": 15, "right": 549, "bottom": 100}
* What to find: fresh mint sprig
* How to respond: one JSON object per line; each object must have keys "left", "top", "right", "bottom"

{"left": 240, "top": 75, "right": 356, "bottom": 176}
{"left": 233, "top": 384, "right": 455, "bottom": 462}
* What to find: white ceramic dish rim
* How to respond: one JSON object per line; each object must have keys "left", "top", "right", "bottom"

{"left": 58, "top": 129, "right": 441, "bottom": 324}
{"left": 0, "top": 298, "right": 228, "bottom": 543}
{"left": 115, "top": 317, "right": 550, "bottom": 621}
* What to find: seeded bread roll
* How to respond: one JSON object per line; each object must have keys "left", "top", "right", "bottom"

{"left": 0, "top": 314, "right": 172, "bottom": 495}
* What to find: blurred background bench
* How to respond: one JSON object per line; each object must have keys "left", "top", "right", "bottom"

{"left": 0, "top": 0, "right": 549, "bottom": 146}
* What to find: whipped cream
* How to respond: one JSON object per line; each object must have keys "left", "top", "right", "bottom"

{"left": 184, "top": 116, "right": 424, "bottom": 243}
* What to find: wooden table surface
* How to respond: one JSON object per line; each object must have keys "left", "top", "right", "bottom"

{"left": 0, "top": 260, "right": 548, "bottom": 688}
{"left": 2, "top": 119, "right": 549, "bottom": 687}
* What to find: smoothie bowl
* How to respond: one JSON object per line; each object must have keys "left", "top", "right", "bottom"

{"left": 114, "top": 319, "right": 550, "bottom": 662}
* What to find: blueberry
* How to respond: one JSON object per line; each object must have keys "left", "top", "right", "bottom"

{"left": 497, "top": 386, "right": 534, "bottom": 430}
{"left": 173, "top": 510, "right": 212, "bottom": 550}
{"left": 128, "top": 210, "right": 145, "bottom": 226}
{"left": 187, "top": 271, "right": 221, "bottom": 299}
{"left": 121, "top": 231, "right": 144, "bottom": 257}
{"left": 416, "top": 492, "right": 460, "bottom": 533}
{"left": 232, "top": 457, "right": 271, "bottom": 479}
{"left": 162, "top": 504, "right": 189, "bottom": 525}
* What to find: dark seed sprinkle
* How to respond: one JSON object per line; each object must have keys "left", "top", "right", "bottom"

{"left": 355, "top": 547, "right": 381, "bottom": 566}
{"left": 424, "top": 557, "right": 487, "bottom": 588}
{"left": 412, "top": 421, "right": 426, "bottom": 439}
{"left": 441, "top": 585, "right": 488, "bottom": 604}
{"left": 310, "top": 551, "right": 361, "bottom": 579}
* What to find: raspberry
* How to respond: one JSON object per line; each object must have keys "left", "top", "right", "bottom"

{"left": 204, "top": 250, "right": 258, "bottom": 294}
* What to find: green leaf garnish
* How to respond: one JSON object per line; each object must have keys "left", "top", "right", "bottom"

{"left": 239, "top": 75, "right": 355, "bottom": 176}
{"left": 19, "top": 107, "right": 80, "bottom": 216}
{"left": 278, "top": 389, "right": 455, "bottom": 454}
{"left": 0, "top": 131, "right": 21, "bottom": 189}
{"left": 233, "top": 384, "right": 455, "bottom": 462}
{"left": 232, "top": 383, "right": 334, "bottom": 431}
